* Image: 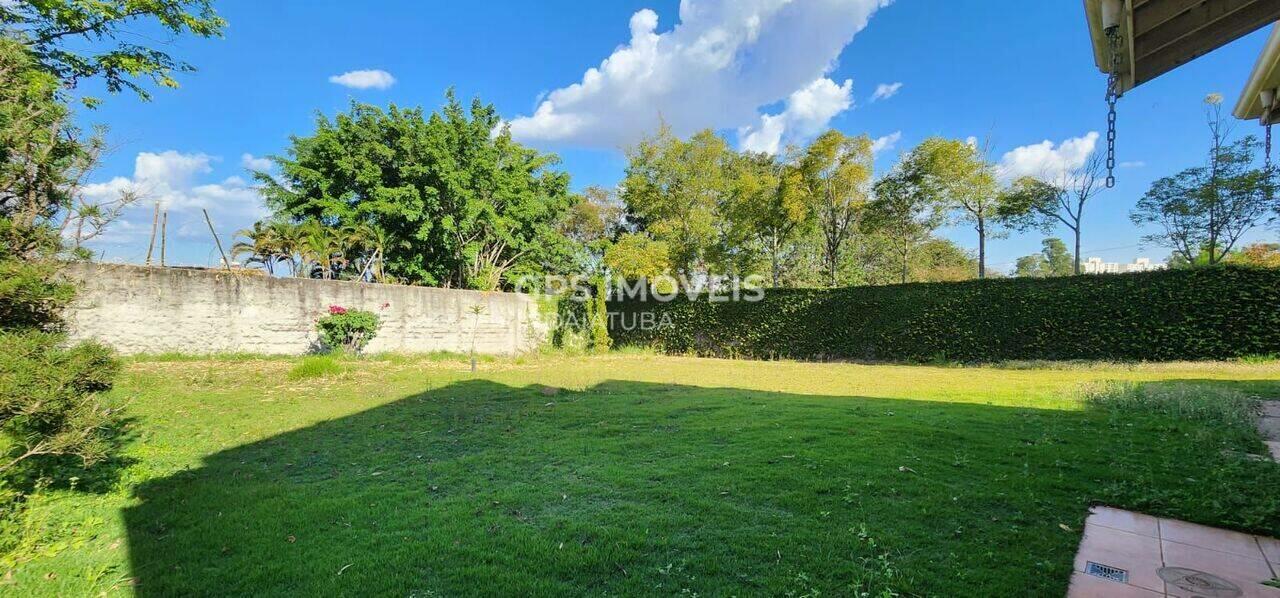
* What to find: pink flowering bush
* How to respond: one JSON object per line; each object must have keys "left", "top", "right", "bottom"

{"left": 315, "top": 305, "right": 380, "bottom": 353}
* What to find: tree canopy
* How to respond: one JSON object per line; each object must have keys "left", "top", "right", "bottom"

{"left": 1013, "top": 238, "right": 1074, "bottom": 278}
{"left": 257, "top": 93, "right": 579, "bottom": 290}
{"left": 1131, "top": 96, "right": 1276, "bottom": 266}
{"left": 621, "top": 126, "right": 731, "bottom": 279}
{"left": 0, "top": 0, "right": 225, "bottom": 103}
{"left": 799, "top": 130, "right": 874, "bottom": 287}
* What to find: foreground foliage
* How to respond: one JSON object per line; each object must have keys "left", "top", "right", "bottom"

{"left": 0, "top": 332, "right": 119, "bottom": 476}
{"left": 610, "top": 266, "right": 1280, "bottom": 361}
{"left": 3, "top": 355, "right": 1278, "bottom": 596}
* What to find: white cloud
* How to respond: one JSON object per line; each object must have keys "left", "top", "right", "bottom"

{"left": 739, "top": 78, "right": 854, "bottom": 154}
{"left": 506, "top": 0, "right": 893, "bottom": 149}
{"left": 328, "top": 69, "right": 396, "bottom": 90}
{"left": 996, "top": 132, "right": 1100, "bottom": 183}
{"left": 871, "top": 131, "right": 902, "bottom": 155}
{"left": 81, "top": 151, "right": 270, "bottom": 248}
{"left": 241, "top": 153, "right": 273, "bottom": 172}
{"left": 1119, "top": 160, "right": 1145, "bottom": 169}
{"left": 870, "top": 82, "right": 902, "bottom": 102}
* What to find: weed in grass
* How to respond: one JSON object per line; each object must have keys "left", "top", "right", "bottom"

{"left": 1237, "top": 353, "right": 1280, "bottom": 365}
{"left": 286, "top": 355, "right": 346, "bottom": 380}
{"left": 1080, "top": 381, "right": 1260, "bottom": 430}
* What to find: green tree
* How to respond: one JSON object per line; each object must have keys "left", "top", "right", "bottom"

{"left": 231, "top": 220, "right": 286, "bottom": 276}
{"left": 621, "top": 126, "right": 731, "bottom": 279}
{"left": 799, "top": 131, "right": 874, "bottom": 287}
{"left": 913, "top": 238, "right": 977, "bottom": 282}
{"left": 0, "top": 38, "right": 93, "bottom": 238}
{"left": 1130, "top": 95, "right": 1276, "bottom": 265}
{"left": 0, "top": 0, "right": 220, "bottom": 498}
{"left": 1, "top": 0, "right": 225, "bottom": 103}
{"left": 726, "top": 150, "right": 812, "bottom": 287}
{"left": 604, "top": 233, "right": 671, "bottom": 283}
{"left": 866, "top": 156, "right": 947, "bottom": 284}
{"left": 998, "top": 152, "right": 1106, "bottom": 276}
{"left": 910, "top": 138, "right": 1006, "bottom": 278}
{"left": 1013, "top": 238, "right": 1074, "bottom": 278}
{"left": 258, "top": 93, "right": 578, "bottom": 289}
{"left": 559, "top": 185, "right": 624, "bottom": 276}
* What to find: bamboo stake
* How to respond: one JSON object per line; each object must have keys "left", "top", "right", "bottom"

{"left": 144, "top": 203, "right": 159, "bottom": 266}
{"left": 203, "top": 209, "right": 231, "bottom": 271}
{"left": 160, "top": 211, "right": 167, "bottom": 266}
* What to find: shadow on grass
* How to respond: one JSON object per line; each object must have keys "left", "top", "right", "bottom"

{"left": 123, "top": 379, "right": 1280, "bottom": 596}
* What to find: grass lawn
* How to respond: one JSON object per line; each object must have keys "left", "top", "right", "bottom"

{"left": 3, "top": 354, "right": 1280, "bottom": 596}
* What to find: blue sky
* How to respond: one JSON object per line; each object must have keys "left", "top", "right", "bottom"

{"left": 78, "top": 0, "right": 1278, "bottom": 273}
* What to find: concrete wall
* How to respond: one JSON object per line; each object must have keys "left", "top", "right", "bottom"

{"left": 64, "top": 263, "right": 548, "bottom": 355}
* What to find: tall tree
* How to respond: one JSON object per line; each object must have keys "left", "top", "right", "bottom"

{"left": 726, "top": 149, "right": 813, "bottom": 287}
{"left": 257, "top": 93, "right": 578, "bottom": 289}
{"left": 621, "top": 126, "right": 730, "bottom": 280}
{"left": 911, "top": 138, "right": 1003, "bottom": 278}
{"left": 1129, "top": 95, "right": 1276, "bottom": 265}
{"left": 865, "top": 162, "right": 946, "bottom": 284}
{"left": 799, "top": 130, "right": 874, "bottom": 287}
{"left": 999, "top": 154, "right": 1106, "bottom": 275}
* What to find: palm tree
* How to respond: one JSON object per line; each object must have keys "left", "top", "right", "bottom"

{"left": 299, "top": 220, "right": 344, "bottom": 279}
{"left": 340, "top": 222, "right": 394, "bottom": 282}
{"left": 268, "top": 220, "right": 304, "bottom": 277}
{"left": 364, "top": 225, "right": 394, "bottom": 282}
{"left": 230, "top": 221, "right": 282, "bottom": 275}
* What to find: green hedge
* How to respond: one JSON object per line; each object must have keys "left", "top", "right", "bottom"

{"left": 607, "top": 266, "right": 1280, "bottom": 362}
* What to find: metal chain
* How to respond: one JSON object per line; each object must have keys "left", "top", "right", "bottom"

{"left": 1268, "top": 122, "right": 1275, "bottom": 203}
{"left": 1104, "top": 28, "right": 1123, "bottom": 188}
{"left": 1266, "top": 122, "right": 1273, "bottom": 173}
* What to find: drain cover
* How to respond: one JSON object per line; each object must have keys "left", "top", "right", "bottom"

{"left": 1085, "top": 561, "right": 1129, "bottom": 583}
{"left": 1157, "top": 567, "right": 1242, "bottom": 598}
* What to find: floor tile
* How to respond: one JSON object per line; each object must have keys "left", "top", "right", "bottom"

{"left": 1163, "top": 577, "right": 1280, "bottom": 598}
{"left": 1091, "top": 506, "right": 1160, "bottom": 537}
{"left": 1075, "top": 524, "right": 1166, "bottom": 593}
{"left": 1067, "top": 571, "right": 1164, "bottom": 597}
{"left": 1261, "top": 536, "right": 1280, "bottom": 568}
{"left": 1160, "top": 518, "right": 1268, "bottom": 560}
{"left": 1161, "top": 540, "right": 1277, "bottom": 597}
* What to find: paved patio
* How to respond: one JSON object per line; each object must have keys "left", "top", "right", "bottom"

{"left": 1069, "top": 506, "right": 1280, "bottom": 597}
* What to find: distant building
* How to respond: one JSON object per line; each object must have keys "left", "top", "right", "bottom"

{"left": 1081, "top": 257, "right": 1166, "bottom": 274}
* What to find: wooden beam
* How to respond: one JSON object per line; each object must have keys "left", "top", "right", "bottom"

{"left": 1134, "top": 0, "right": 1280, "bottom": 86}
{"left": 1132, "top": 0, "right": 1207, "bottom": 38}
{"left": 1134, "top": 0, "right": 1257, "bottom": 60}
